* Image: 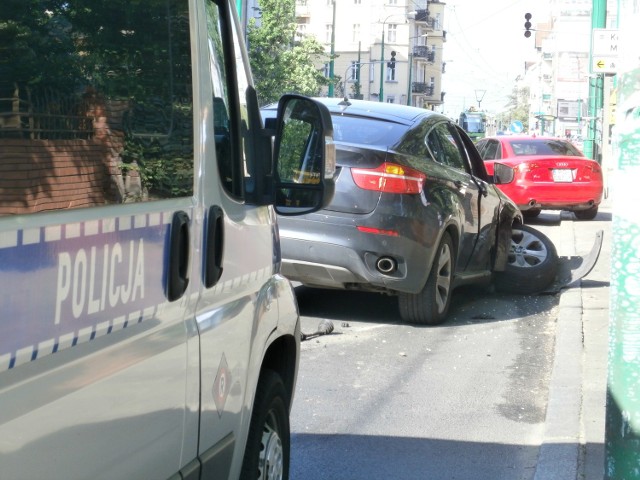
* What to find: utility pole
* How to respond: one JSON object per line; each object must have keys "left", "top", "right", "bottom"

{"left": 328, "top": 0, "right": 336, "bottom": 97}
{"left": 605, "top": 0, "right": 640, "bottom": 477}
{"left": 585, "top": 0, "right": 606, "bottom": 161}
{"left": 379, "top": 20, "right": 386, "bottom": 102}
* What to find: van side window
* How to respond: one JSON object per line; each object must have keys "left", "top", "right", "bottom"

{"left": 205, "top": 0, "right": 254, "bottom": 199}
{"left": 0, "top": 0, "right": 194, "bottom": 215}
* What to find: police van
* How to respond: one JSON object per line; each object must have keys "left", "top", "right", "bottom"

{"left": 0, "top": 1, "right": 334, "bottom": 479}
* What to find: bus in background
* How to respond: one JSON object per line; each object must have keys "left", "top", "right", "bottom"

{"left": 459, "top": 107, "right": 487, "bottom": 141}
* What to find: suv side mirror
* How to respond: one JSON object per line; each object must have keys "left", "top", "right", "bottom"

{"left": 492, "top": 162, "right": 515, "bottom": 185}
{"left": 273, "top": 95, "right": 335, "bottom": 215}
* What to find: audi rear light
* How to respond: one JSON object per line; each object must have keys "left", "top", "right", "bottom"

{"left": 351, "top": 162, "right": 426, "bottom": 194}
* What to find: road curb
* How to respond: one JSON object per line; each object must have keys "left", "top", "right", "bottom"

{"left": 534, "top": 218, "right": 583, "bottom": 480}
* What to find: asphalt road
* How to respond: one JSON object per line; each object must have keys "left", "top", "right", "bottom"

{"left": 289, "top": 253, "right": 561, "bottom": 479}
{"left": 287, "top": 208, "right": 611, "bottom": 480}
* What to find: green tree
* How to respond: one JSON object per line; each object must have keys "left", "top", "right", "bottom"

{"left": 502, "top": 85, "right": 530, "bottom": 131}
{"left": 248, "top": 0, "right": 329, "bottom": 106}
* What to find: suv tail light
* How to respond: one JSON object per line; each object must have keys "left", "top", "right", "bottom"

{"left": 351, "top": 162, "right": 426, "bottom": 194}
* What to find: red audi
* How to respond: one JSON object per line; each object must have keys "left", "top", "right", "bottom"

{"left": 476, "top": 136, "right": 604, "bottom": 220}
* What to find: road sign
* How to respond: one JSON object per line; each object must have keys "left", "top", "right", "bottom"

{"left": 591, "top": 28, "right": 619, "bottom": 74}
{"left": 509, "top": 120, "right": 524, "bottom": 133}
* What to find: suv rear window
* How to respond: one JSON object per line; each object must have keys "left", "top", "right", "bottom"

{"left": 330, "top": 115, "right": 407, "bottom": 147}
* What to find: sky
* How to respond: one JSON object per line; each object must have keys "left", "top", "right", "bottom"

{"left": 440, "top": 0, "right": 551, "bottom": 119}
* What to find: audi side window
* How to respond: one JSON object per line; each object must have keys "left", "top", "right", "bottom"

{"left": 476, "top": 140, "right": 488, "bottom": 159}
{"left": 484, "top": 140, "right": 499, "bottom": 160}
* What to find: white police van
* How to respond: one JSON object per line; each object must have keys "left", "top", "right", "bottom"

{"left": 0, "top": 1, "right": 334, "bottom": 479}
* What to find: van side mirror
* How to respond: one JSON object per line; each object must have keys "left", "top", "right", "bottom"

{"left": 493, "top": 163, "right": 515, "bottom": 185}
{"left": 272, "top": 95, "right": 335, "bottom": 215}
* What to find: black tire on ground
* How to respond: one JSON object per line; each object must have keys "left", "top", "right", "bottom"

{"left": 398, "top": 232, "right": 455, "bottom": 325}
{"left": 494, "top": 224, "right": 558, "bottom": 294}
{"left": 240, "top": 370, "right": 290, "bottom": 480}
{"left": 522, "top": 208, "right": 541, "bottom": 218}
{"left": 574, "top": 206, "right": 598, "bottom": 220}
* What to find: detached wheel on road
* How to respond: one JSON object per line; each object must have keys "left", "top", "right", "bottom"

{"left": 399, "top": 232, "right": 454, "bottom": 325}
{"left": 494, "top": 224, "right": 558, "bottom": 294}
{"left": 240, "top": 370, "right": 290, "bottom": 480}
{"left": 574, "top": 206, "right": 598, "bottom": 220}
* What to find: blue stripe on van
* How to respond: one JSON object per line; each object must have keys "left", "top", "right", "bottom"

{"left": 0, "top": 212, "right": 174, "bottom": 370}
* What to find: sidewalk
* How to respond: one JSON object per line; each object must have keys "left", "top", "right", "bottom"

{"left": 533, "top": 201, "right": 611, "bottom": 480}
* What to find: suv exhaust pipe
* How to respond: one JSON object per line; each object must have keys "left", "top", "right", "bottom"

{"left": 376, "top": 256, "right": 397, "bottom": 274}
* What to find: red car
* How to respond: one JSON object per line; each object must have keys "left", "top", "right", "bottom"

{"left": 476, "top": 136, "right": 604, "bottom": 220}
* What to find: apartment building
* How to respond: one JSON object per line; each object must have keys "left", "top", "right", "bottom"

{"left": 295, "top": 0, "right": 447, "bottom": 109}
{"left": 525, "top": 0, "right": 618, "bottom": 160}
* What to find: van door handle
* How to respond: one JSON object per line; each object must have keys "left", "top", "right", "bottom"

{"left": 167, "top": 211, "right": 190, "bottom": 301}
{"left": 204, "top": 205, "right": 224, "bottom": 288}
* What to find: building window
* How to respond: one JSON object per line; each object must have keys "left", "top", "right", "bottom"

{"left": 350, "top": 61, "right": 360, "bottom": 81}
{"left": 354, "top": 0, "right": 361, "bottom": 4}
{"left": 325, "top": 24, "right": 332, "bottom": 43}
{"left": 369, "top": 63, "right": 375, "bottom": 82}
{"left": 323, "top": 63, "right": 331, "bottom": 77}
{"left": 386, "top": 96, "right": 395, "bottom": 103}
{"left": 387, "top": 24, "right": 397, "bottom": 43}
{"left": 296, "top": 22, "right": 307, "bottom": 40}
{"left": 353, "top": 23, "right": 360, "bottom": 42}
{"left": 386, "top": 65, "right": 396, "bottom": 81}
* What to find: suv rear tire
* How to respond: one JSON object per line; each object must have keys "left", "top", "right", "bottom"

{"left": 398, "top": 232, "right": 455, "bottom": 325}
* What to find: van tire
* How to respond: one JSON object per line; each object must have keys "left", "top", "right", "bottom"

{"left": 398, "top": 232, "right": 454, "bottom": 325}
{"left": 240, "top": 370, "right": 290, "bottom": 480}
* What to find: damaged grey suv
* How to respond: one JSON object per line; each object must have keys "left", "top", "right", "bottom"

{"left": 263, "top": 99, "right": 558, "bottom": 325}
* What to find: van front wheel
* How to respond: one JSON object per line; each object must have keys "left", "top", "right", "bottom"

{"left": 240, "top": 370, "right": 290, "bottom": 480}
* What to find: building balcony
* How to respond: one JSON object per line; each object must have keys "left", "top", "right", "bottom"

{"left": 412, "top": 82, "right": 435, "bottom": 96}
{"left": 295, "top": 1, "right": 310, "bottom": 17}
{"left": 414, "top": 10, "right": 436, "bottom": 30}
{"left": 412, "top": 46, "right": 436, "bottom": 62}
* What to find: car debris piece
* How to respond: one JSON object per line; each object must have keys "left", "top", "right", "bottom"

{"left": 301, "top": 319, "right": 335, "bottom": 341}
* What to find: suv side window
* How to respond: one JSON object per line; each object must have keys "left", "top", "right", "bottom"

{"left": 0, "top": 1, "right": 194, "bottom": 215}
{"left": 426, "top": 122, "right": 470, "bottom": 173}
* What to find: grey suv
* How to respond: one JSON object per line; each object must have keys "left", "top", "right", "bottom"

{"left": 264, "top": 99, "right": 558, "bottom": 325}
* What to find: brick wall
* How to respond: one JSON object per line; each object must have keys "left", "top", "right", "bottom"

{"left": 0, "top": 97, "right": 134, "bottom": 216}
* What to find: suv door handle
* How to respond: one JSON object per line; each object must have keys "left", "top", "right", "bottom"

{"left": 167, "top": 211, "right": 190, "bottom": 301}
{"left": 204, "top": 205, "right": 224, "bottom": 288}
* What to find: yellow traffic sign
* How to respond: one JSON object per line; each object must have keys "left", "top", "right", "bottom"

{"left": 592, "top": 57, "right": 617, "bottom": 74}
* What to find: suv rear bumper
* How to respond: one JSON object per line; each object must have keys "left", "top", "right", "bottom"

{"left": 278, "top": 218, "right": 436, "bottom": 294}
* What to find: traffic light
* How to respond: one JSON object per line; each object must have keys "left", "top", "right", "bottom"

{"left": 387, "top": 51, "right": 396, "bottom": 71}
{"left": 524, "top": 13, "right": 532, "bottom": 38}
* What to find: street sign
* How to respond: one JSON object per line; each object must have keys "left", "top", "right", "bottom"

{"left": 510, "top": 120, "right": 524, "bottom": 133}
{"left": 591, "top": 28, "right": 619, "bottom": 74}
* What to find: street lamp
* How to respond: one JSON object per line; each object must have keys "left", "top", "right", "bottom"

{"left": 379, "top": 11, "right": 416, "bottom": 102}
{"left": 475, "top": 89, "right": 486, "bottom": 109}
